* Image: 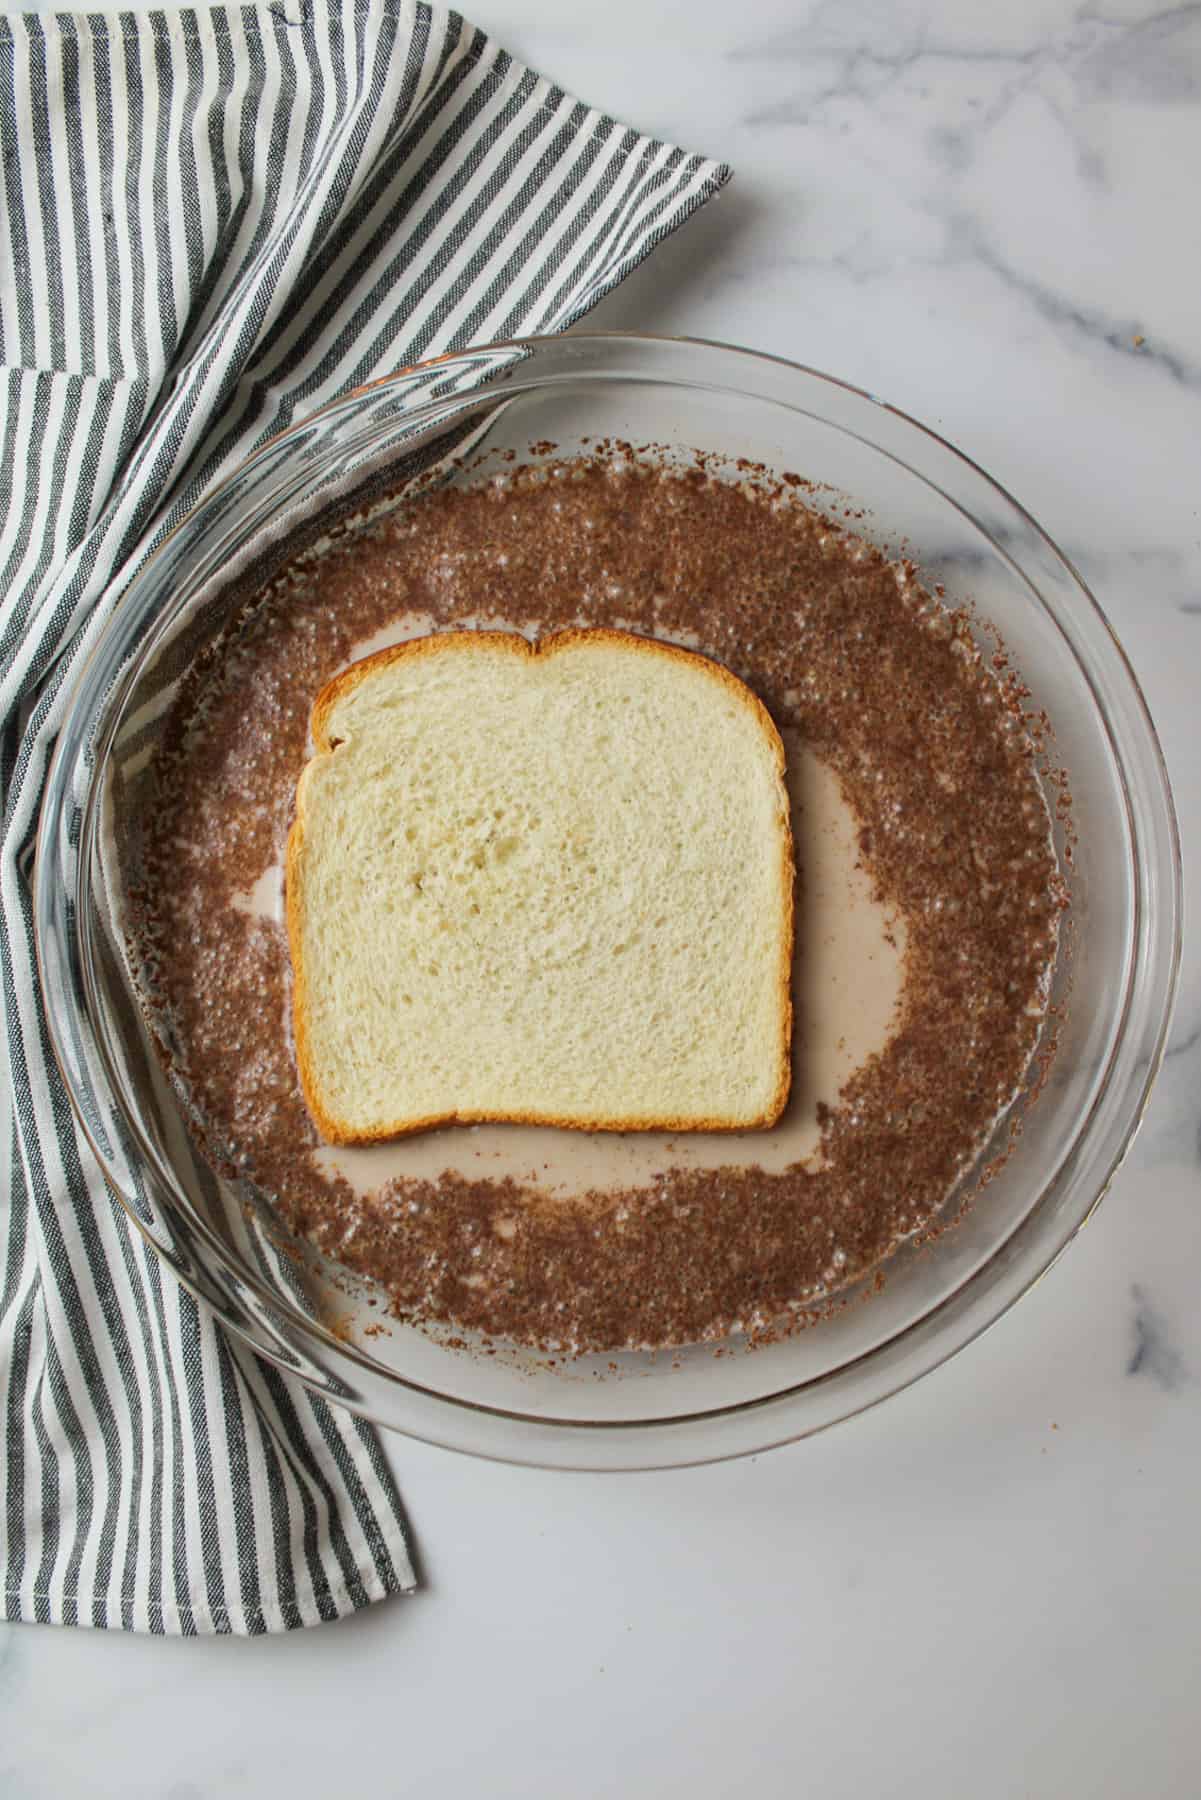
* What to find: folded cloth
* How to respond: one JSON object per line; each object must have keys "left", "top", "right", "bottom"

{"left": 0, "top": 0, "right": 729, "bottom": 1634}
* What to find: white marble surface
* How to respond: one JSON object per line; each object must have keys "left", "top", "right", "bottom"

{"left": 6, "top": 1, "right": 1200, "bottom": 1794}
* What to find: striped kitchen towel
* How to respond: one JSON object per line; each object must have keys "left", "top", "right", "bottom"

{"left": 0, "top": 1, "right": 729, "bottom": 1634}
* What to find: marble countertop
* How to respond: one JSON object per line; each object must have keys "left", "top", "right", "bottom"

{"left": 6, "top": 1, "right": 1199, "bottom": 1795}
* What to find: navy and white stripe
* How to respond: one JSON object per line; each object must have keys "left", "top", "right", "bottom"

{"left": 0, "top": 1, "right": 729, "bottom": 1633}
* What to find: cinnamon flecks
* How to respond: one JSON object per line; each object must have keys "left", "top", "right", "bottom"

{"left": 139, "top": 455, "right": 1067, "bottom": 1352}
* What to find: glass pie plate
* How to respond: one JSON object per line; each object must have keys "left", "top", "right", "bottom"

{"left": 35, "top": 333, "right": 1181, "bottom": 1469}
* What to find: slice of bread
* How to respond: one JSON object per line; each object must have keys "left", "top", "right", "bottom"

{"left": 286, "top": 629, "right": 793, "bottom": 1144}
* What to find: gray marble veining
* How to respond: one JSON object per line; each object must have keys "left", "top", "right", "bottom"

{"left": 1128, "top": 1282, "right": 1190, "bottom": 1389}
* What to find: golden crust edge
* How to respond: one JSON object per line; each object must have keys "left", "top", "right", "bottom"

{"left": 289, "top": 627, "right": 795, "bottom": 1145}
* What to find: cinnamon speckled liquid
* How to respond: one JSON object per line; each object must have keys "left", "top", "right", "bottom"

{"left": 141, "top": 456, "right": 1064, "bottom": 1351}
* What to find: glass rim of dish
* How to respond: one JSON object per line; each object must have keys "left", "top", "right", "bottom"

{"left": 35, "top": 331, "right": 1183, "bottom": 1469}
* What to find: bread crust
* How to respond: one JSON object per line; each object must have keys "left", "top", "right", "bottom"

{"left": 286, "top": 628, "right": 794, "bottom": 1145}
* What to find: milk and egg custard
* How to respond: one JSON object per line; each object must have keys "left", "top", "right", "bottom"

{"left": 140, "top": 454, "right": 1066, "bottom": 1351}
